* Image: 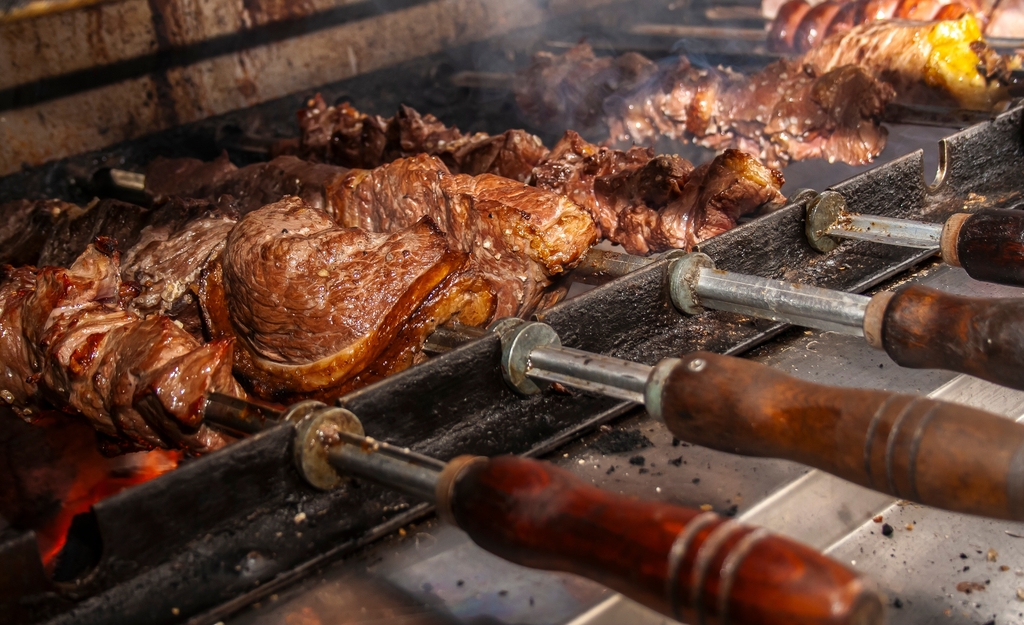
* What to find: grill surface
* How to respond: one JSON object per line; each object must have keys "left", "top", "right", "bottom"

{"left": 2, "top": 3, "right": 1023, "bottom": 624}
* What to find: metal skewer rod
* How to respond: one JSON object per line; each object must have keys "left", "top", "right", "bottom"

{"left": 200, "top": 393, "right": 882, "bottom": 625}
{"left": 823, "top": 213, "right": 943, "bottom": 249}
{"left": 495, "top": 319, "right": 1024, "bottom": 522}
{"left": 668, "top": 252, "right": 871, "bottom": 336}
{"left": 806, "top": 191, "right": 1024, "bottom": 288}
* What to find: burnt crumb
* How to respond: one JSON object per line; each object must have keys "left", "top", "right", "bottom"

{"left": 606, "top": 465, "right": 616, "bottom": 475}
{"left": 550, "top": 382, "right": 575, "bottom": 395}
{"left": 957, "top": 581, "right": 985, "bottom": 594}
{"left": 672, "top": 437, "right": 681, "bottom": 446}
{"left": 692, "top": 478, "right": 701, "bottom": 484}
{"left": 530, "top": 597, "right": 534, "bottom": 607}
{"left": 498, "top": 590, "right": 508, "bottom": 597}
{"left": 982, "top": 621, "right": 995, "bottom": 625}
{"left": 457, "top": 580, "right": 464, "bottom": 587}
{"left": 965, "top": 566, "right": 971, "bottom": 572}
{"left": 724, "top": 504, "right": 739, "bottom": 517}
{"left": 669, "top": 457, "right": 683, "bottom": 467}
{"left": 960, "top": 553, "right": 969, "bottom": 559}
{"left": 893, "top": 598, "right": 903, "bottom": 609}
{"left": 629, "top": 455, "right": 646, "bottom": 466}
{"left": 881, "top": 524, "right": 893, "bottom": 537}
{"left": 639, "top": 468, "right": 649, "bottom": 474}
{"left": 592, "top": 429, "right": 653, "bottom": 454}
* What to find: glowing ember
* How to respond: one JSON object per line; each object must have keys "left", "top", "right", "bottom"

{"left": 0, "top": 409, "right": 181, "bottom": 574}
{"left": 36, "top": 448, "right": 181, "bottom": 572}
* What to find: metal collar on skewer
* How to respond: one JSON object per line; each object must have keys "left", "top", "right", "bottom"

{"left": 498, "top": 320, "right": 561, "bottom": 395}
{"left": 668, "top": 253, "right": 716, "bottom": 315}
{"left": 804, "top": 191, "right": 846, "bottom": 253}
{"left": 293, "top": 406, "right": 365, "bottom": 491}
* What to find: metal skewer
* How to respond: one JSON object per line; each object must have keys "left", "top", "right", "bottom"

{"left": 200, "top": 393, "right": 882, "bottom": 625}
{"left": 806, "top": 191, "right": 1024, "bottom": 287}
{"left": 493, "top": 318, "right": 1024, "bottom": 522}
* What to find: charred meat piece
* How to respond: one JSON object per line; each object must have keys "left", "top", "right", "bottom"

{"left": 38, "top": 199, "right": 153, "bottom": 267}
{"left": 143, "top": 151, "right": 239, "bottom": 202}
{"left": 146, "top": 153, "right": 349, "bottom": 214}
{"left": 199, "top": 197, "right": 495, "bottom": 402}
{"left": 532, "top": 131, "right": 666, "bottom": 240}
{"left": 535, "top": 133, "right": 786, "bottom": 254}
{"left": 514, "top": 44, "right": 894, "bottom": 167}
{"left": 597, "top": 51, "right": 894, "bottom": 168}
{"left": 0, "top": 199, "right": 76, "bottom": 266}
{"left": 513, "top": 44, "right": 660, "bottom": 132}
{"left": 296, "top": 95, "right": 550, "bottom": 181}
{"left": 0, "top": 245, "right": 241, "bottom": 454}
{"left": 328, "top": 155, "right": 599, "bottom": 316}
{"left": 27, "top": 195, "right": 235, "bottom": 269}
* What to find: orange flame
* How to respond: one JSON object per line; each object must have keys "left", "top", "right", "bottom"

{"left": 35, "top": 446, "right": 181, "bottom": 572}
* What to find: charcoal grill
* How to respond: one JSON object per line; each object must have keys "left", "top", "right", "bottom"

{"left": 2, "top": 1, "right": 1024, "bottom": 623}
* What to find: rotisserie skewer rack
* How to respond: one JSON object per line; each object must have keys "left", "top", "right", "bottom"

{"left": 1, "top": 98, "right": 1020, "bottom": 625}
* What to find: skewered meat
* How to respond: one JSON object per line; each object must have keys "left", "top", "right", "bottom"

{"left": 12, "top": 194, "right": 236, "bottom": 270}
{"left": 329, "top": 155, "right": 599, "bottom": 316}
{"left": 0, "top": 199, "right": 76, "bottom": 266}
{"left": 199, "top": 197, "right": 496, "bottom": 402}
{"left": 146, "top": 153, "right": 348, "bottom": 214}
{"left": 149, "top": 114, "right": 785, "bottom": 267}
{"left": 512, "top": 46, "right": 659, "bottom": 132}
{"left": 0, "top": 244, "right": 242, "bottom": 454}
{"left": 766, "top": 0, "right": 1022, "bottom": 40}
{"left": 768, "top": 0, "right": 978, "bottom": 52}
{"left": 120, "top": 209, "right": 238, "bottom": 337}
{"left": 532, "top": 132, "right": 786, "bottom": 254}
{"left": 801, "top": 15, "right": 1015, "bottom": 110}
{"left": 296, "top": 95, "right": 550, "bottom": 181}
{"left": 515, "top": 44, "right": 894, "bottom": 168}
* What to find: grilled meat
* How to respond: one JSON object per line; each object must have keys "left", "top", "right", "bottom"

{"left": 513, "top": 46, "right": 660, "bottom": 132}
{"left": 0, "top": 199, "right": 76, "bottom": 267}
{"left": 800, "top": 15, "right": 1015, "bottom": 110}
{"left": 296, "top": 95, "right": 550, "bottom": 181}
{"left": 0, "top": 244, "right": 242, "bottom": 454}
{"left": 146, "top": 153, "right": 348, "bottom": 214}
{"left": 533, "top": 132, "right": 786, "bottom": 254}
{"left": 199, "top": 197, "right": 495, "bottom": 402}
{"left": 515, "top": 44, "right": 894, "bottom": 168}
{"left": 120, "top": 211, "right": 238, "bottom": 337}
{"left": 766, "top": 0, "right": 1022, "bottom": 40}
{"left": 329, "top": 155, "right": 599, "bottom": 316}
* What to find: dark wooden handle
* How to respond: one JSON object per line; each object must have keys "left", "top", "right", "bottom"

{"left": 444, "top": 455, "right": 882, "bottom": 625}
{"left": 947, "top": 209, "right": 1024, "bottom": 287}
{"left": 651, "top": 352, "right": 1024, "bottom": 521}
{"left": 880, "top": 284, "right": 1024, "bottom": 391}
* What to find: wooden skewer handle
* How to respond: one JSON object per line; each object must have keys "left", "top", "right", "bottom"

{"left": 438, "top": 455, "right": 883, "bottom": 625}
{"left": 872, "top": 284, "right": 1024, "bottom": 391}
{"left": 647, "top": 352, "right": 1024, "bottom": 521}
{"left": 943, "top": 209, "right": 1024, "bottom": 287}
